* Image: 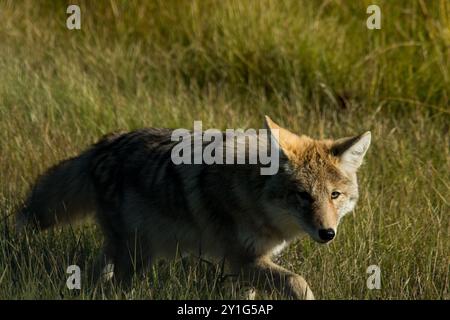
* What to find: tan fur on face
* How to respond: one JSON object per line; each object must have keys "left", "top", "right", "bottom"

{"left": 265, "top": 116, "right": 360, "bottom": 237}
{"left": 289, "top": 139, "right": 349, "bottom": 229}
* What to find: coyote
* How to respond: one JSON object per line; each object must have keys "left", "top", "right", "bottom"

{"left": 16, "top": 116, "right": 371, "bottom": 299}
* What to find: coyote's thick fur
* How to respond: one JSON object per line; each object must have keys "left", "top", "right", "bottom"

{"left": 17, "top": 116, "right": 371, "bottom": 299}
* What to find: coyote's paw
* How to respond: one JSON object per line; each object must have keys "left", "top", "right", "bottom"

{"left": 287, "top": 275, "right": 315, "bottom": 300}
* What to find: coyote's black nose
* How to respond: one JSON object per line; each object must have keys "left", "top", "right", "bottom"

{"left": 318, "top": 228, "right": 335, "bottom": 242}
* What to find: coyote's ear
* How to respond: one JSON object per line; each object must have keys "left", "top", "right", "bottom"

{"left": 332, "top": 132, "right": 371, "bottom": 172}
{"left": 264, "top": 115, "right": 302, "bottom": 155}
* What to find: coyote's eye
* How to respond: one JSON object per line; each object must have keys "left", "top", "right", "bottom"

{"left": 331, "top": 191, "right": 341, "bottom": 199}
{"left": 297, "top": 191, "right": 313, "bottom": 203}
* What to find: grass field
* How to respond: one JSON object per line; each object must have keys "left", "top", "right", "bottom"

{"left": 0, "top": 0, "right": 448, "bottom": 299}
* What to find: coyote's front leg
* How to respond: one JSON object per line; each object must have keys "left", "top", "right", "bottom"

{"left": 238, "top": 257, "right": 315, "bottom": 300}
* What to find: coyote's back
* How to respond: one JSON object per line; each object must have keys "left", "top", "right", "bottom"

{"left": 17, "top": 128, "right": 178, "bottom": 232}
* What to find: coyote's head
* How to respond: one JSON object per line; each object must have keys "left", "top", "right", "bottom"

{"left": 263, "top": 116, "right": 371, "bottom": 244}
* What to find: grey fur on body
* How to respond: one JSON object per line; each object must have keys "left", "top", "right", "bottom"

{"left": 17, "top": 118, "right": 371, "bottom": 300}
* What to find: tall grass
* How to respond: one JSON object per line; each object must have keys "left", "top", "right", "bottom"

{"left": 0, "top": 0, "right": 448, "bottom": 299}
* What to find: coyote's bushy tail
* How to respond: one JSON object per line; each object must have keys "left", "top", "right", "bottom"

{"left": 16, "top": 151, "right": 96, "bottom": 232}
